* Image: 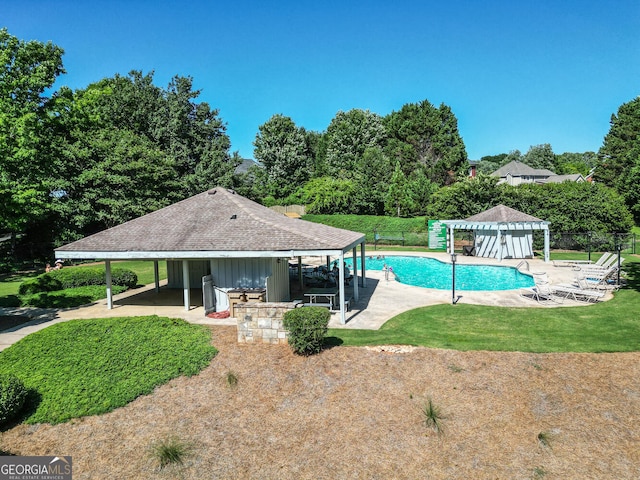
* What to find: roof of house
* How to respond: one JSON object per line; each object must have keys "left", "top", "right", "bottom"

{"left": 491, "top": 160, "right": 555, "bottom": 178}
{"left": 55, "top": 187, "right": 364, "bottom": 258}
{"left": 465, "top": 204, "right": 544, "bottom": 223}
{"left": 536, "top": 173, "right": 585, "bottom": 184}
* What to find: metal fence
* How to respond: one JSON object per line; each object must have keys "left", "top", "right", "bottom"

{"left": 371, "top": 230, "right": 637, "bottom": 255}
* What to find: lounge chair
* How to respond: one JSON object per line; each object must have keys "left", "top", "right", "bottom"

{"left": 576, "top": 265, "right": 622, "bottom": 290}
{"left": 550, "top": 283, "right": 605, "bottom": 303}
{"left": 578, "top": 256, "right": 623, "bottom": 273}
{"left": 553, "top": 252, "right": 612, "bottom": 268}
{"left": 520, "top": 274, "right": 560, "bottom": 303}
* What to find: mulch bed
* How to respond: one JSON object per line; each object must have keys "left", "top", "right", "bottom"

{"left": 1, "top": 325, "right": 639, "bottom": 479}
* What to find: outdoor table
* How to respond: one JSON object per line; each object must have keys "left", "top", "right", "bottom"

{"left": 304, "top": 287, "right": 339, "bottom": 310}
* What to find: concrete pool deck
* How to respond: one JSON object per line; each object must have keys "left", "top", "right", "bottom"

{"left": 0, "top": 251, "right": 615, "bottom": 350}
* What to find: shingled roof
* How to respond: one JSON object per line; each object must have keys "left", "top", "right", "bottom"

{"left": 465, "top": 204, "right": 544, "bottom": 223}
{"left": 491, "top": 160, "right": 555, "bottom": 178}
{"left": 55, "top": 188, "right": 364, "bottom": 259}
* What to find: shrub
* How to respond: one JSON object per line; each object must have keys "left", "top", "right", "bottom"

{"left": 0, "top": 374, "right": 28, "bottom": 426}
{"left": 283, "top": 307, "right": 330, "bottom": 355}
{"left": 149, "top": 436, "right": 192, "bottom": 469}
{"left": 18, "top": 275, "right": 63, "bottom": 295}
{"left": 45, "top": 267, "right": 138, "bottom": 290}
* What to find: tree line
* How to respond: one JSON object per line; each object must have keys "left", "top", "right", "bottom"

{"left": 1, "top": 28, "right": 638, "bottom": 266}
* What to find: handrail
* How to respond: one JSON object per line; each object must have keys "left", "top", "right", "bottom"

{"left": 515, "top": 260, "right": 530, "bottom": 271}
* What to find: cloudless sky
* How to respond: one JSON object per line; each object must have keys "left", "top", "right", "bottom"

{"left": 3, "top": 0, "right": 639, "bottom": 160}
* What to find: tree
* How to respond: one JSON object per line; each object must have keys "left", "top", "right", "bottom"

{"left": 384, "top": 100, "right": 468, "bottom": 185}
{"left": 49, "top": 71, "right": 235, "bottom": 238}
{"left": 385, "top": 162, "right": 412, "bottom": 217}
{"left": 554, "top": 151, "right": 598, "bottom": 175}
{"left": 594, "top": 96, "right": 640, "bottom": 223}
{"left": 253, "top": 114, "right": 312, "bottom": 198}
{"left": 425, "top": 175, "right": 501, "bottom": 219}
{"left": 0, "top": 29, "right": 64, "bottom": 254}
{"left": 324, "top": 109, "right": 387, "bottom": 178}
{"left": 522, "top": 144, "right": 556, "bottom": 170}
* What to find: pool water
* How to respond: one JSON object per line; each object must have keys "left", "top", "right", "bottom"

{"left": 347, "top": 256, "right": 534, "bottom": 291}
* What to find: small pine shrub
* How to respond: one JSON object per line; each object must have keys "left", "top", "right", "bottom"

{"left": 283, "top": 307, "right": 330, "bottom": 355}
{"left": 0, "top": 375, "right": 28, "bottom": 426}
{"left": 18, "top": 275, "right": 63, "bottom": 295}
{"left": 421, "top": 398, "right": 446, "bottom": 434}
{"left": 225, "top": 371, "right": 239, "bottom": 388}
{"left": 149, "top": 436, "right": 191, "bottom": 469}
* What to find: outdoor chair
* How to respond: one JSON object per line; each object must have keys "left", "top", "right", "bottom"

{"left": 550, "top": 283, "right": 605, "bottom": 303}
{"left": 553, "top": 252, "right": 612, "bottom": 269}
{"left": 520, "top": 273, "right": 560, "bottom": 303}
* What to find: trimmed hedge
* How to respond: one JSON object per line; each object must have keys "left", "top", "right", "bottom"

{"left": 18, "top": 267, "right": 137, "bottom": 296}
{"left": 0, "top": 374, "right": 27, "bottom": 426}
{"left": 47, "top": 267, "right": 138, "bottom": 289}
{"left": 18, "top": 275, "right": 63, "bottom": 295}
{"left": 283, "top": 307, "right": 330, "bottom": 355}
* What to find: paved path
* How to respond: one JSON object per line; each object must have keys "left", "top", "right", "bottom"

{"left": 0, "top": 252, "right": 609, "bottom": 350}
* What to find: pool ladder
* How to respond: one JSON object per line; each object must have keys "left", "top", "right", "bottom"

{"left": 515, "top": 260, "right": 530, "bottom": 272}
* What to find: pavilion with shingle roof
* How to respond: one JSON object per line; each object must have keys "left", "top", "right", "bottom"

{"left": 55, "top": 187, "right": 366, "bottom": 324}
{"left": 442, "top": 204, "right": 550, "bottom": 262}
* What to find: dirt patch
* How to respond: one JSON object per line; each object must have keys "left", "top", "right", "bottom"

{"left": 1, "top": 326, "right": 639, "bottom": 479}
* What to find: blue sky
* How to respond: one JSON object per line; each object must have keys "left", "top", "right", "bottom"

{"left": 4, "top": 0, "right": 639, "bottom": 160}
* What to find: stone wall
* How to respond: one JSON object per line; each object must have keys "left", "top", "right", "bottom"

{"left": 235, "top": 302, "right": 297, "bottom": 344}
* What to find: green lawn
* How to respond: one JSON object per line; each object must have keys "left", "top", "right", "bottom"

{"left": 0, "top": 316, "right": 216, "bottom": 424}
{"left": 328, "top": 258, "right": 640, "bottom": 352}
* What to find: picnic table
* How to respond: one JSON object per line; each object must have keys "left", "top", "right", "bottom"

{"left": 304, "top": 287, "right": 339, "bottom": 310}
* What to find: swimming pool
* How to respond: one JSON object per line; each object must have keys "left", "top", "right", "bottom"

{"left": 346, "top": 256, "right": 534, "bottom": 291}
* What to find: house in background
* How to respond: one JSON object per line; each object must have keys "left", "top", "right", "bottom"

{"left": 491, "top": 160, "right": 584, "bottom": 186}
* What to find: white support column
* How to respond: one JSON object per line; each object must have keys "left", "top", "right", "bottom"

{"left": 105, "top": 260, "right": 113, "bottom": 310}
{"left": 544, "top": 227, "right": 550, "bottom": 263}
{"left": 498, "top": 229, "right": 503, "bottom": 261}
{"left": 449, "top": 226, "right": 455, "bottom": 254}
{"left": 298, "top": 256, "right": 303, "bottom": 291}
{"left": 338, "top": 252, "right": 346, "bottom": 325}
{"left": 352, "top": 246, "right": 359, "bottom": 302}
{"left": 182, "top": 260, "right": 190, "bottom": 311}
{"left": 360, "top": 242, "right": 367, "bottom": 288}
{"left": 154, "top": 260, "right": 160, "bottom": 293}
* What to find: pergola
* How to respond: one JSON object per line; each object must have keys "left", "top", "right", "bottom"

{"left": 442, "top": 205, "right": 550, "bottom": 262}
{"left": 55, "top": 187, "right": 366, "bottom": 324}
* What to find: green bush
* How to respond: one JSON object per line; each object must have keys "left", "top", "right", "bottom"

{"left": 20, "top": 267, "right": 138, "bottom": 295}
{"left": 0, "top": 374, "right": 28, "bottom": 426}
{"left": 20, "top": 285, "right": 128, "bottom": 308}
{"left": 18, "top": 275, "right": 63, "bottom": 295}
{"left": 283, "top": 307, "right": 330, "bottom": 355}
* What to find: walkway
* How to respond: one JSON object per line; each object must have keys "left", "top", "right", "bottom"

{"left": 0, "top": 252, "right": 611, "bottom": 350}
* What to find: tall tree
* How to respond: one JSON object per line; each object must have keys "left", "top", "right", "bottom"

{"left": 50, "top": 71, "right": 235, "bottom": 237}
{"left": 253, "top": 114, "right": 312, "bottom": 198}
{"left": 522, "top": 144, "right": 556, "bottom": 170}
{"left": 594, "top": 96, "right": 640, "bottom": 223}
{"left": 0, "top": 29, "right": 64, "bottom": 252}
{"left": 384, "top": 100, "right": 468, "bottom": 185}
{"left": 323, "top": 109, "right": 387, "bottom": 178}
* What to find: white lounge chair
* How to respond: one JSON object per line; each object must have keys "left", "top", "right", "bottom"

{"left": 553, "top": 252, "right": 612, "bottom": 268}
{"left": 551, "top": 283, "right": 605, "bottom": 303}
{"left": 577, "top": 265, "right": 622, "bottom": 290}
{"left": 578, "top": 256, "right": 623, "bottom": 273}
{"left": 520, "top": 274, "right": 560, "bottom": 303}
